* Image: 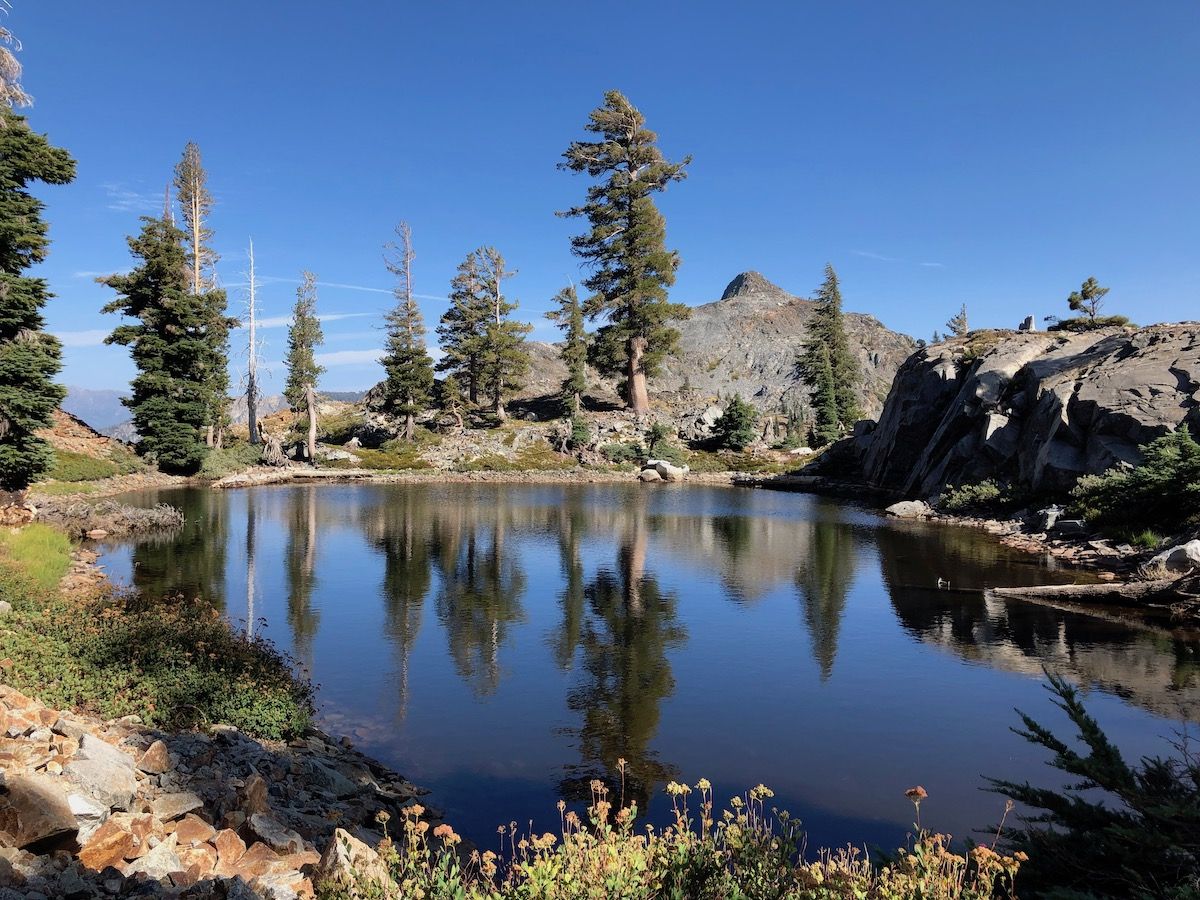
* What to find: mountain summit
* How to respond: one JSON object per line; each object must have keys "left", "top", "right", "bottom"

{"left": 719, "top": 271, "right": 786, "bottom": 300}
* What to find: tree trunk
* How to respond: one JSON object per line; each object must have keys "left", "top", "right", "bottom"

{"left": 626, "top": 335, "right": 650, "bottom": 415}
{"left": 205, "top": 424, "right": 214, "bottom": 448}
{"left": 494, "top": 384, "right": 506, "bottom": 422}
{"left": 246, "top": 239, "right": 260, "bottom": 444}
{"left": 572, "top": 391, "right": 581, "bottom": 416}
{"left": 305, "top": 384, "right": 318, "bottom": 467}
{"left": 404, "top": 396, "right": 415, "bottom": 442}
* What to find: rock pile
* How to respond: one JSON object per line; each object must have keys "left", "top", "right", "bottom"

{"left": 0, "top": 686, "right": 428, "bottom": 899}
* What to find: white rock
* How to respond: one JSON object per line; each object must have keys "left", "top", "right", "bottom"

{"left": 123, "top": 833, "right": 181, "bottom": 881}
{"left": 248, "top": 812, "right": 305, "bottom": 854}
{"left": 318, "top": 828, "right": 396, "bottom": 896}
{"left": 885, "top": 500, "right": 933, "bottom": 519}
{"left": 64, "top": 735, "right": 136, "bottom": 811}
{"left": 0, "top": 600, "right": 11, "bottom": 616}
{"left": 1150, "top": 539, "right": 1200, "bottom": 574}
{"left": 67, "top": 792, "right": 109, "bottom": 844}
{"left": 638, "top": 468, "right": 663, "bottom": 483}
{"left": 647, "top": 459, "right": 689, "bottom": 482}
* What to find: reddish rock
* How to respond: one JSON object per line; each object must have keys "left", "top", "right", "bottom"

{"left": 78, "top": 819, "right": 137, "bottom": 871}
{"left": 284, "top": 849, "right": 321, "bottom": 870}
{"left": 136, "top": 739, "right": 170, "bottom": 775}
{"left": 174, "top": 814, "right": 216, "bottom": 848}
{"left": 213, "top": 828, "right": 246, "bottom": 876}
{"left": 178, "top": 842, "right": 217, "bottom": 875}
{"left": 0, "top": 773, "right": 77, "bottom": 850}
{"left": 236, "top": 841, "right": 288, "bottom": 879}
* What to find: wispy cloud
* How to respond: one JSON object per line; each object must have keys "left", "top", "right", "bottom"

{"left": 854, "top": 249, "right": 946, "bottom": 270}
{"left": 100, "top": 182, "right": 160, "bottom": 214}
{"left": 853, "top": 249, "right": 902, "bottom": 263}
{"left": 73, "top": 269, "right": 121, "bottom": 280}
{"left": 315, "top": 348, "right": 385, "bottom": 367}
{"left": 236, "top": 312, "right": 376, "bottom": 330}
{"left": 54, "top": 328, "right": 109, "bottom": 347}
{"left": 256, "top": 274, "right": 448, "bottom": 303}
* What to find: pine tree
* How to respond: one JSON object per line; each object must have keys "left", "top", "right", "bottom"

{"left": 173, "top": 141, "right": 218, "bottom": 294}
{"left": 436, "top": 252, "right": 490, "bottom": 405}
{"left": 714, "top": 395, "right": 759, "bottom": 450}
{"left": 546, "top": 284, "right": 587, "bottom": 414}
{"left": 808, "top": 345, "right": 841, "bottom": 446}
{"left": 797, "top": 264, "right": 859, "bottom": 439}
{"left": 0, "top": 108, "right": 75, "bottom": 494}
{"left": 380, "top": 222, "right": 434, "bottom": 440}
{"left": 283, "top": 271, "right": 325, "bottom": 411}
{"left": 946, "top": 303, "right": 968, "bottom": 337}
{"left": 172, "top": 142, "right": 231, "bottom": 446}
{"left": 283, "top": 271, "right": 324, "bottom": 466}
{"left": 437, "top": 247, "right": 529, "bottom": 421}
{"left": 475, "top": 247, "right": 530, "bottom": 422}
{"left": 559, "top": 90, "right": 691, "bottom": 414}
{"left": 102, "top": 216, "right": 236, "bottom": 474}
{"left": 1067, "top": 276, "right": 1109, "bottom": 324}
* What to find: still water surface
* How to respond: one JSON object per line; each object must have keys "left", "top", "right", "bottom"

{"left": 99, "top": 483, "right": 1200, "bottom": 851}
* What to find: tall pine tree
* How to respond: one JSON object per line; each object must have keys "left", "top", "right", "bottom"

{"left": 546, "top": 284, "right": 587, "bottom": 415}
{"left": 946, "top": 303, "right": 969, "bottom": 337}
{"left": 283, "top": 271, "right": 324, "bottom": 411}
{"left": 437, "top": 246, "right": 530, "bottom": 420}
{"left": 436, "top": 252, "right": 489, "bottom": 406}
{"left": 797, "top": 264, "right": 860, "bottom": 443}
{"left": 172, "top": 142, "right": 231, "bottom": 446}
{"left": 102, "top": 216, "right": 236, "bottom": 474}
{"left": 559, "top": 90, "right": 690, "bottom": 414}
{"left": 380, "top": 222, "right": 434, "bottom": 441}
{"left": 0, "top": 108, "right": 75, "bottom": 494}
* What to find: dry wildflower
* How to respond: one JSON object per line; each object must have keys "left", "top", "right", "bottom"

{"left": 405, "top": 803, "right": 426, "bottom": 818}
{"left": 904, "top": 786, "right": 928, "bottom": 803}
{"left": 375, "top": 810, "right": 391, "bottom": 825}
{"left": 696, "top": 778, "right": 711, "bottom": 791}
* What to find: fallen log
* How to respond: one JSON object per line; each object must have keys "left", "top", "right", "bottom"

{"left": 987, "top": 580, "right": 1176, "bottom": 605}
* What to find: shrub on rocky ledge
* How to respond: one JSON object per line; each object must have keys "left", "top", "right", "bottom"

{"left": 1071, "top": 428, "right": 1200, "bottom": 536}
{"left": 0, "top": 541, "right": 314, "bottom": 740}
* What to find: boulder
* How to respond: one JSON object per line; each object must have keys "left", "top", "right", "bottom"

{"left": 885, "top": 500, "right": 933, "bottom": 519}
{"left": 638, "top": 468, "right": 663, "bottom": 483}
{"left": 63, "top": 735, "right": 136, "bottom": 811}
{"left": 78, "top": 818, "right": 137, "bottom": 870}
{"left": 248, "top": 813, "right": 305, "bottom": 854}
{"left": 0, "top": 601, "right": 10, "bottom": 617}
{"left": 66, "top": 792, "right": 108, "bottom": 844}
{"left": 647, "top": 459, "right": 689, "bottom": 482}
{"left": 136, "top": 739, "right": 170, "bottom": 775}
{"left": 0, "top": 774, "right": 77, "bottom": 850}
{"left": 317, "top": 828, "right": 395, "bottom": 897}
{"left": 150, "top": 791, "right": 203, "bottom": 822}
{"left": 1150, "top": 539, "right": 1200, "bottom": 574}
{"left": 123, "top": 833, "right": 181, "bottom": 881}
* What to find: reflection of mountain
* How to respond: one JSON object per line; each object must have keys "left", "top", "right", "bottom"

{"left": 560, "top": 505, "right": 686, "bottom": 811}
{"left": 794, "top": 520, "right": 858, "bottom": 680}
{"left": 877, "top": 524, "right": 1200, "bottom": 720}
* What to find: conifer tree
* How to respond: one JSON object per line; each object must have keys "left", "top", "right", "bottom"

{"left": 797, "top": 264, "right": 859, "bottom": 440}
{"left": 380, "top": 222, "right": 434, "bottom": 441}
{"left": 1067, "top": 276, "right": 1109, "bottom": 324}
{"left": 173, "top": 142, "right": 218, "bottom": 293}
{"left": 283, "top": 271, "right": 324, "bottom": 411}
{"left": 559, "top": 90, "right": 691, "bottom": 414}
{"left": 546, "top": 284, "right": 587, "bottom": 414}
{"left": 437, "top": 247, "right": 529, "bottom": 421}
{"left": 172, "top": 142, "right": 231, "bottom": 446}
{"left": 475, "top": 247, "right": 530, "bottom": 422}
{"left": 0, "top": 108, "right": 75, "bottom": 493}
{"left": 946, "top": 303, "right": 968, "bottom": 337}
{"left": 714, "top": 394, "right": 759, "bottom": 451}
{"left": 102, "top": 216, "right": 236, "bottom": 474}
{"left": 436, "top": 252, "right": 489, "bottom": 405}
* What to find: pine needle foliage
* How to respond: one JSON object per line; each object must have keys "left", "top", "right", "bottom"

{"left": 173, "top": 141, "right": 218, "bottom": 293}
{"left": 796, "top": 265, "right": 860, "bottom": 444}
{"left": 559, "top": 90, "right": 691, "bottom": 414}
{"left": 101, "top": 216, "right": 236, "bottom": 474}
{"left": 714, "top": 395, "right": 759, "bottom": 451}
{"left": 0, "top": 107, "right": 75, "bottom": 492}
{"left": 283, "top": 271, "right": 325, "bottom": 411}
{"left": 380, "top": 223, "right": 435, "bottom": 439}
{"left": 946, "top": 303, "right": 969, "bottom": 337}
{"left": 988, "top": 672, "right": 1200, "bottom": 899}
{"left": 546, "top": 284, "right": 588, "bottom": 414}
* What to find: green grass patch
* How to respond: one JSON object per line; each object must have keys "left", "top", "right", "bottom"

{"left": 685, "top": 449, "right": 792, "bottom": 475}
{"left": 334, "top": 444, "right": 432, "bottom": 471}
{"left": 46, "top": 449, "right": 119, "bottom": 482}
{"left": 0, "top": 524, "right": 72, "bottom": 591}
{"left": 457, "top": 443, "right": 576, "bottom": 473}
{"left": 0, "top": 550, "right": 313, "bottom": 740}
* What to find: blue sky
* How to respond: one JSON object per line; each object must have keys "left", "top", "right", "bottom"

{"left": 13, "top": 1, "right": 1200, "bottom": 393}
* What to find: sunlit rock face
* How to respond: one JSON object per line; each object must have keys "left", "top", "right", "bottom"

{"left": 855, "top": 324, "right": 1200, "bottom": 498}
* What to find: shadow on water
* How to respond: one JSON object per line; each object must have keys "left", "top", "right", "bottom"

{"left": 99, "top": 483, "right": 1200, "bottom": 848}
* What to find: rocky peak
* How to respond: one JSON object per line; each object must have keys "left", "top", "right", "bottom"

{"left": 719, "top": 271, "right": 788, "bottom": 300}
